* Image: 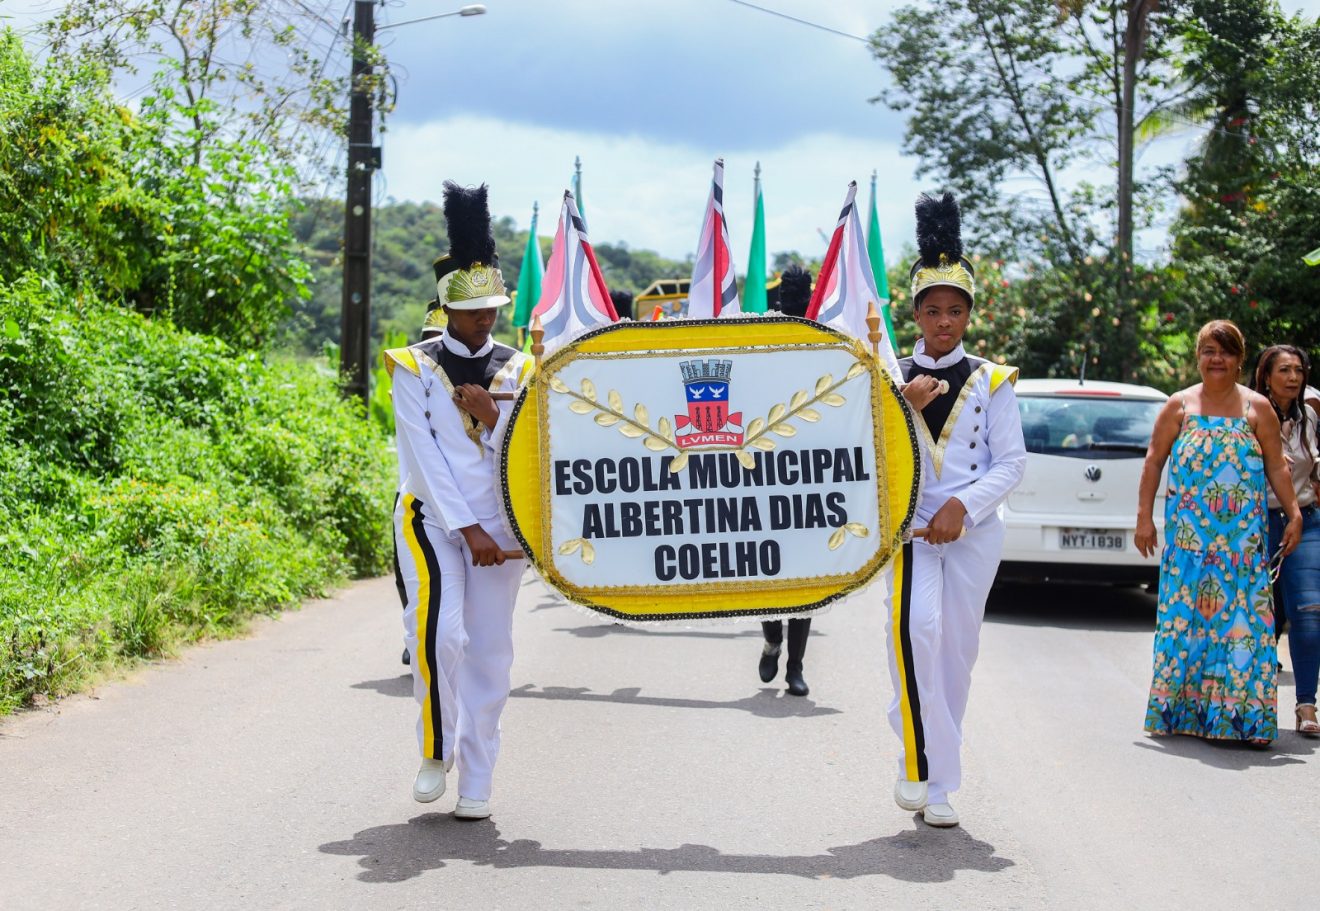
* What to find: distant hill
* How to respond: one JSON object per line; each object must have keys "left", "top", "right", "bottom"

{"left": 284, "top": 198, "right": 692, "bottom": 351}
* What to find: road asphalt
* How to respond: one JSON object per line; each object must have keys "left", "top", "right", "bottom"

{"left": 1, "top": 572, "right": 1315, "bottom": 910}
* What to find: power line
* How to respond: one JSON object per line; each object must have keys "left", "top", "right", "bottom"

{"left": 724, "top": 0, "right": 1269, "bottom": 145}
{"left": 723, "top": 0, "right": 870, "bottom": 43}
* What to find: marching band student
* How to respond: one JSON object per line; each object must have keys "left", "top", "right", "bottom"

{"left": 889, "top": 192, "right": 1026, "bottom": 828}
{"left": 386, "top": 182, "right": 533, "bottom": 820}
{"left": 757, "top": 264, "right": 816, "bottom": 696}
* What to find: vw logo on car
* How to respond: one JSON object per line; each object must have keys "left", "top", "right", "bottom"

{"left": 1085, "top": 464, "right": 1102, "bottom": 482}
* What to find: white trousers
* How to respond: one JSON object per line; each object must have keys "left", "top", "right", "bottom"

{"left": 395, "top": 495, "right": 523, "bottom": 801}
{"left": 885, "top": 516, "right": 1004, "bottom": 804}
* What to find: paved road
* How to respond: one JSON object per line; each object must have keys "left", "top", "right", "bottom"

{"left": 1, "top": 572, "right": 1314, "bottom": 910}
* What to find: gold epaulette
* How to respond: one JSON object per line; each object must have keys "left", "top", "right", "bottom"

{"left": 383, "top": 347, "right": 420, "bottom": 378}
{"left": 989, "top": 364, "right": 1019, "bottom": 394}
{"left": 517, "top": 355, "right": 534, "bottom": 386}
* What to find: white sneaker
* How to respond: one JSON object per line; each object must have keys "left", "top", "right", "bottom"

{"left": 453, "top": 797, "right": 491, "bottom": 820}
{"left": 893, "top": 778, "right": 928, "bottom": 811}
{"left": 412, "top": 758, "right": 448, "bottom": 803}
{"left": 921, "top": 802, "right": 959, "bottom": 828}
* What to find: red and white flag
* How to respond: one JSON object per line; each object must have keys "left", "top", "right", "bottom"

{"left": 532, "top": 191, "right": 618, "bottom": 357}
{"left": 806, "top": 181, "right": 900, "bottom": 379}
{"left": 687, "top": 159, "right": 741, "bottom": 319}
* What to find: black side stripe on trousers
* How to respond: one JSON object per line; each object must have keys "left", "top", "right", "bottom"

{"left": 410, "top": 497, "right": 445, "bottom": 761}
{"left": 898, "top": 539, "right": 929, "bottom": 780}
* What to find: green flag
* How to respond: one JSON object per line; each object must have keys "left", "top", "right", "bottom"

{"left": 513, "top": 202, "right": 543, "bottom": 333}
{"left": 744, "top": 164, "right": 768, "bottom": 314}
{"left": 1305, "top": 245, "right": 1320, "bottom": 267}
{"left": 867, "top": 171, "right": 897, "bottom": 344}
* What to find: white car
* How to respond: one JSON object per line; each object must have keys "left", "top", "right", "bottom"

{"left": 997, "top": 379, "right": 1167, "bottom": 585}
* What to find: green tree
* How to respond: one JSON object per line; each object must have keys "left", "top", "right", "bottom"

{"left": 870, "top": 0, "right": 1183, "bottom": 382}
{"left": 0, "top": 30, "right": 151, "bottom": 291}
{"left": 1169, "top": 0, "right": 1320, "bottom": 350}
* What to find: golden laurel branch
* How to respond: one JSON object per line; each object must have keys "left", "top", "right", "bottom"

{"left": 548, "top": 375, "right": 698, "bottom": 472}
{"left": 734, "top": 361, "right": 868, "bottom": 470}
{"left": 827, "top": 522, "right": 871, "bottom": 551}
{"left": 557, "top": 536, "right": 596, "bottom": 565}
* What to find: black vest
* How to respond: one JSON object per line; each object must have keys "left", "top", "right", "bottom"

{"left": 898, "top": 353, "right": 987, "bottom": 440}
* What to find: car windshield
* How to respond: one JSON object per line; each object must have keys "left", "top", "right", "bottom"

{"left": 1017, "top": 395, "right": 1163, "bottom": 460}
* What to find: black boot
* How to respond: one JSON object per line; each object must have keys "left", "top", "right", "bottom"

{"left": 784, "top": 618, "right": 811, "bottom": 696}
{"left": 784, "top": 660, "right": 809, "bottom": 696}
{"left": 759, "top": 621, "right": 782, "bottom": 682}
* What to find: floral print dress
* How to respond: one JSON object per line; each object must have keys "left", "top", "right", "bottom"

{"left": 1145, "top": 398, "right": 1277, "bottom": 741}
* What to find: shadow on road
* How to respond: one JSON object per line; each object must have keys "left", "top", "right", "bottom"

{"left": 552, "top": 623, "right": 773, "bottom": 640}
{"left": 985, "top": 583, "right": 1154, "bottom": 632}
{"left": 319, "top": 814, "right": 1014, "bottom": 883}
{"left": 1132, "top": 732, "right": 1320, "bottom": 769}
{"left": 507, "top": 683, "right": 841, "bottom": 718}
{"left": 351, "top": 676, "right": 412, "bottom": 698}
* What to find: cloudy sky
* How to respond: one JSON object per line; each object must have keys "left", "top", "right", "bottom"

{"left": 375, "top": 0, "right": 903, "bottom": 263}
{"left": 369, "top": 0, "right": 1320, "bottom": 267}
{"left": 7, "top": 0, "right": 1320, "bottom": 271}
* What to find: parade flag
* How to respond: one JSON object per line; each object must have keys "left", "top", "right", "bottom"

{"left": 744, "top": 163, "right": 768, "bottom": 314}
{"left": 512, "top": 202, "right": 543, "bottom": 335}
{"left": 806, "top": 181, "right": 901, "bottom": 379}
{"left": 1305, "top": 245, "right": 1320, "bottom": 267}
{"left": 688, "top": 158, "right": 741, "bottom": 318}
{"left": 531, "top": 191, "right": 618, "bottom": 357}
{"left": 867, "top": 171, "right": 897, "bottom": 345}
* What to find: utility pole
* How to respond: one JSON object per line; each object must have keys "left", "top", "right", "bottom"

{"left": 340, "top": 0, "right": 382, "bottom": 406}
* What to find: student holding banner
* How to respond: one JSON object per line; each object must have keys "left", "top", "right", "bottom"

{"left": 891, "top": 192, "right": 1026, "bottom": 828}
{"left": 385, "top": 182, "right": 533, "bottom": 820}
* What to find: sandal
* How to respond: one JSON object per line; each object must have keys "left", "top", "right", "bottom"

{"left": 1297, "top": 704, "right": 1320, "bottom": 736}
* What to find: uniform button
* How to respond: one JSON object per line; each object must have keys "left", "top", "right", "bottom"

{"left": 973, "top": 425, "right": 979, "bottom": 432}
{"left": 970, "top": 441, "right": 976, "bottom": 448}
{"left": 971, "top": 464, "right": 978, "bottom": 470}
{"left": 424, "top": 411, "right": 431, "bottom": 418}
{"left": 975, "top": 406, "right": 982, "bottom": 413}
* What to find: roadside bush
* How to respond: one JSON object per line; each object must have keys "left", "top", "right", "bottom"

{"left": 0, "top": 276, "right": 394, "bottom": 713}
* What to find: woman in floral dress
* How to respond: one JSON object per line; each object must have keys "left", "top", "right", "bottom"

{"left": 1136, "top": 321, "right": 1301, "bottom": 744}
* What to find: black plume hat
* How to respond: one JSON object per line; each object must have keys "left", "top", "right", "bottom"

{"left": 778, "top": 264, "right": 814, "bottom": 318}
{"left": 908, "top": 191, "right": 975, "bottom": 305}
{"left": 432, "top": 180, "right": 510, "bottom": 310}
{"left": 609, "top": 289, "right": 634, "bottom": 321}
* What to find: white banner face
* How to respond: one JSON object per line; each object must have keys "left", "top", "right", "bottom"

{"left": 537, "top": 342, "right": 890, "bottom": 597}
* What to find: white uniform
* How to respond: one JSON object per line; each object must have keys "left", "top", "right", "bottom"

{"left": 387, "top": 331, "right": 532, "bottom": 802}
{"left": 888, "top": 340, "right": 1026, "bottom": 804}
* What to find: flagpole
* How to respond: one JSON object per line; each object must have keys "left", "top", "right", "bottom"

{"left": 573, "top": 156, "right": 585, "bottom": 228}
{"left": 868, "top": 169, "right": 898, "bottom": 346}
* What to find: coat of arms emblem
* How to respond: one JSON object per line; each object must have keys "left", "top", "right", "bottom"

{"left": 675, "top": 359, "right": 744, "bottom": 447}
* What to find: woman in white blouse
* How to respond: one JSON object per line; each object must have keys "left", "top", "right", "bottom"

{"left": 1253, "top": 345, "right": 1320, "bottom": 735}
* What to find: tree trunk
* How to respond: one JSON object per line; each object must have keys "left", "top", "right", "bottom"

{"left": 1117, "top": 0, "right": 1156, "bottom": 379}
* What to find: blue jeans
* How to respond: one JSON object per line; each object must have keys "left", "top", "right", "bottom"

{"left": 1268, "top": 505, "right": 1320, "bottom": 705}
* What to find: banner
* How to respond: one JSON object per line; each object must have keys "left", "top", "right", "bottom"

{"left": 500, "top": 317, "right": 921, "bottom": 623}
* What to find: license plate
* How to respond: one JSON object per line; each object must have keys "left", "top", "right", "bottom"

{"left": 1059, "top": 529, "right": 1125, "bottom": 550}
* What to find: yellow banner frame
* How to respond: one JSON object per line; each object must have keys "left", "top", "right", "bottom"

{"left": 499, "top": 316, "right": 921, "bottom": 623}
